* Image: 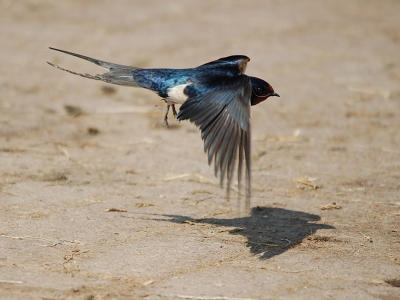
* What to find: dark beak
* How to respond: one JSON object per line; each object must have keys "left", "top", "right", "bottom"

{"left": 269, "top": 92, "right": 280, "bottom": 97}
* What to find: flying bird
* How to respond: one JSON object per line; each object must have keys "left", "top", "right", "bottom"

{"left": 47, "top": 47, "right": 279, "bottom": 211}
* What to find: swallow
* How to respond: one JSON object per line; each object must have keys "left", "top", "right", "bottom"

{"left": 47, "top": 47, "right": 279, "bottom": 211}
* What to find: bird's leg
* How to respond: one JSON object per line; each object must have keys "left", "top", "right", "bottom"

{"left": 163, "top": 104, "right": 171, "bottom": 127}
{"left": 158, "top": 99, "right": 177, "bottom": 128}
{"left": 155, "top": 100, "right": 171, "bottom": 127}
{"left": 171, "top": 104, "right": 177, "bottom": 119}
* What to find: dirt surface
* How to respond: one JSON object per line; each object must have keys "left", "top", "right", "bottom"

{"left": 1, "top": 1, "right": 400, "bottom": 299}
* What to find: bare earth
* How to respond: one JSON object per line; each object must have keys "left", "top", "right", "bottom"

{"left": 1, "top": 1, "right": 399, "bottom": 299}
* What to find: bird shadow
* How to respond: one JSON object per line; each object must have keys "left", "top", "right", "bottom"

{"left": 157, "top": 206, "right": 334, "bottom": 259}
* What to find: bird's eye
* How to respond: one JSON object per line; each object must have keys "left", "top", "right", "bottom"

{"left": 255, "top": 87, "right": 263, "bottom": 93}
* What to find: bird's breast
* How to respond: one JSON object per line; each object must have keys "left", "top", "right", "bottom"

{"left": 166, "top": 83, "right": 191, "bottom": 104}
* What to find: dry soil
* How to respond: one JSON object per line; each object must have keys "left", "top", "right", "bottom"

{"left": 1, "top": 1, "right": 399, "bottom": 299}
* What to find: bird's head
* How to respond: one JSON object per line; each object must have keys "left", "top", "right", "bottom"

{"left": 250, "top": 77, "right": 279, "bottom": 106}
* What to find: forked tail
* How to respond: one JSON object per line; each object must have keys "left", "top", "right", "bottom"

{"left": 47, "top": 47, "right": 140, "bottom": 87}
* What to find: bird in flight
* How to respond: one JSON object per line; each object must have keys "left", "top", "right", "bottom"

{"left": 48, "top": 47, "right": 279, "bottom": 211}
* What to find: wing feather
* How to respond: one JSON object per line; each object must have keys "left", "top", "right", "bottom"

{"left": 177, "top": 76, "right": 252, "bottom": 209}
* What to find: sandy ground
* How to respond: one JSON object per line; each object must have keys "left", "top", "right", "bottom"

{"left": 1, "top": 0, "right": 399, "bottom": 299}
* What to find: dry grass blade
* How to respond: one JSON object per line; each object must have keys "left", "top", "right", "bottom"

{"left": 247, "top": 241, "right": 280, "bottom": 247}
{"left": 0, "top": 280, "right": 23, "bottom": 284}
{"left": 164, "top": 172, "right": 216, "bottom": 184}
{"left": 56, "top": 145, "right": 70, "bottom": 159}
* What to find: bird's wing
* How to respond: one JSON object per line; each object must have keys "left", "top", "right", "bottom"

{"left": 47, "top": 47, "right": 140, "bottom": 87}
{"left": 198, "top": 55, "right": 250, "bottom": 74}
{"left": 177, "top": 75, "right": 252, "bottom": 210}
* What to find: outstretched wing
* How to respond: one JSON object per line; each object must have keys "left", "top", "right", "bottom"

{"left": 47, "top": 47, "right": 140, "bottom": 87}
{"left": 177, "top": 75, "right": 252, "bottom": 210}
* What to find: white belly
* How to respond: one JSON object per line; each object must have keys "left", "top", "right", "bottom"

{"left": 166, "top": 83, "right": 190, "bottom": 104}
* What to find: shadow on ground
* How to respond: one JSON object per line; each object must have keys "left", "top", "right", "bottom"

{"left": 158, "top": 206, "right": 334, "bottom": 259}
